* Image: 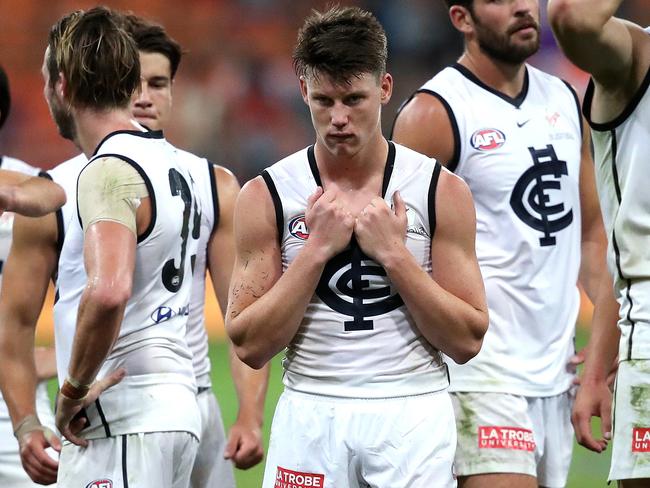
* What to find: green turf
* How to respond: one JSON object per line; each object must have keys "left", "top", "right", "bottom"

{"left": 47, "top": 328, "right": 612, "bottom": 487}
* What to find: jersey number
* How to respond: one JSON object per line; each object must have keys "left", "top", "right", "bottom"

{"left": 162, "top": 168, "right": 201, "bottom": 292}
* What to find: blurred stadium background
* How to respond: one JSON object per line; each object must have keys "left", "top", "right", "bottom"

{"left": 2, "top": 0, "right": 647, "bottom": 486}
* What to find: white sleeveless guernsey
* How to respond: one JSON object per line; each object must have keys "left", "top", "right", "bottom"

{"left": 584, "top": 40, "right": 650, "bottom": 361}
{"left": 0, "top": 155, "right": 51, "bottom": 455}
{"left": 52, "top": 130, "right": 201, "bottom": 439}
{"left": 176, "top": 149, "right": 218, "bottom": 388}
{"left": 418, "top": 64, "right": 583, "bottom": 396}
{"left": 262, "top": 142, "right": 449, "bottom": 398}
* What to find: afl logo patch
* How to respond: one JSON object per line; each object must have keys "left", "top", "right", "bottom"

{"left": 85, "top": 480, "right": 112, "bottom": 488}
{"left": 471, "top": 128, "right": 506, "bottom": 151}
{"left": 289, "top": 215, "right": 310, "bottom": 240}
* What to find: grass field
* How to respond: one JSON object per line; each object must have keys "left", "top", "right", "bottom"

{"left": 48, "top": 328, "right": 612, "bottom": 487}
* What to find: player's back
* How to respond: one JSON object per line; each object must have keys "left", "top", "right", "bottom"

{"left": 584, "top": 40, "right": 650, "bottom": 360}
{"left": 262, "top": 142, "right": 449, "bottom": 399}
{"left": 418, "top": 64, "right": 583, "bottom": 396}
{"left": 53, "top": 130, "right": 201, "bottom": 440}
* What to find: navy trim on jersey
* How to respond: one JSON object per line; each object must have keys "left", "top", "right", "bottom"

{"left": 76, "top": 154, "right": 157, "bottom": 244}
{"left": 40, "top": 171, "right": 65, "bottom": 257}
{"left": 91, "top": 129, "right": 164, "bottom": 157}
{"left": 453, "top": 63, "right": 529, "bottom": 108}
{"left": 0, "top": 155, "right": 3, "bottom": 168}
{"left": 562, "top": 80, "right": 584, "bottom": 139}
{"left": 207, "top": 161, "right": 220, "bottom": 233}
{"left": 307, "top": 145, "right": 322, "bottom": 187}
{"left": 428, "top": 163, "right": 442, "bottom": 239}
{"left": 308, "top": 142, "right": 396, "bottom": 196}
{"left": 609, "top": 131, "right": 636, "bottom": 359}
{"left": 122, "top": 435, "right": 129, "bottom": 488}
{"left": 583, "top": 64, "right": 650, "bottom": 132}
{"left": 381, "top": 142, "right": 396, "bottom": 197}
{"left": 95, "top": 398, "right": 111, "bottom": 437}
{"left": 261, "top": 170, "right": 284, "bottom": 244}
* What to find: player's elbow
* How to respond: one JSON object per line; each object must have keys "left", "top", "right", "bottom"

{"left": 232, "top": 343, "right": 270, "bottom": 370}
{"left": 449, "top": 313, "right": 488, "bottom": 364}
{"left": 85, "top": 279, "right": 132, "bottom": 311}
{"left": 548, "top": 0, "right": 599, "bottom": 37}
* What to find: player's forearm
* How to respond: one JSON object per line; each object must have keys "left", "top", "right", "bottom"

{"left": 9, "top": 178, "right": 66, "bottom": 217}
{"left": 67, "top": 286, "right": 126, "bottom": 384}
{"left": 230, "top": 347, "right": 269, "bottom": 426}
{"left": 0, "top": 322, "right": 39, "bottom": 425}
{"left": 583, "top": 287, "right": 621, "bottom": 384}
{"left": 227, "top": 245, "right": 328, "bottom": 369}
{"left": 382, "top": 248, "right": 488, "bottom": 364}
{"left": 34, "top": 347, "right": 58, "bottom": 381}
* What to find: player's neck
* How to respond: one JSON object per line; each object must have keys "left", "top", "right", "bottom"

{"left": 73, "top": 107, "right": 145, "bottom": 157}
{"left": 314, "top": 135, "right": 388, "bottom": 192}
{"left": 458, "top": 49, "right": 527, "bottom": 99}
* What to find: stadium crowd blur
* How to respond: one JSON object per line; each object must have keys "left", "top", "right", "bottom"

{"left": 0, "top": 0, "right": 648, "bottom": 184}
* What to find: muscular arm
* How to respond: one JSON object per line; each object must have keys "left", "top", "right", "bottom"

{"left": 0, "top": 170, "right": 66, "bottom": 216}
{"left": 548, "top": 0, "right": 650, "bottom": 92}
{"left": 207, "top": 166, "right": 267, "bottom": 468}
{"left": 392, "top": 93, "right": 456, "bottom": 165}
{"left": 0, "top": 212, "right": 60, "bottom": 482}
{"left": 0, "top": 213, "right": 58, "bottom": 426}
{"left": 226, "top": 177, "right": 354, "bottom": 369}
{"left": 355, "top": 173, "right": 488, "bottom": 364}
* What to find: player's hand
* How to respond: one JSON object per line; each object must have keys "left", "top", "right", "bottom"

{"left": 354, "top": 191, "right": 407, "bottom": 265}
{"left": 223, "top": 419, "right": 264, "bottom": 469}
{"left": 571, "top": 379, "right": 612, "bottom": 453}
{"left": 304, "top": 185, "right": 355, "bottom": 260}
{"left": 55, "top": 368, "right": 126, "bottom": 446}
{"left": 16, "top": 421, "right": 60, "bottom": 485}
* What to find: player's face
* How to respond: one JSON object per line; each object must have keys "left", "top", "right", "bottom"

{"left": 300, "top": 71, "right": 392, "bottom": 159}
{"left": 41, "top": 48, "right": 76, "bottom": 142}
{"left": 471, "top": 0, "right": 540, "bottom": 64}
{"left": 131, "top": 52, "right": 173, "bottom": 131}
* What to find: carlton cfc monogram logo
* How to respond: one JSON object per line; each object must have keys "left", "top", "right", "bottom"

{"left": 510, "top": 145, "right": 573, "bottom": 246}
{"left": 316, "top": 238, "right": 403, "bottom": 331}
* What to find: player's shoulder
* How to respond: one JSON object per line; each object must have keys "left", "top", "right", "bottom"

{"left": 526, "top": 64, "right": 573, "bottom": 93}
{"left": 392, "top": 141, "right": 438, "bottom": 169}
{"left": 0, "top": 155, "right": 40, "bottom": 175}
{"left": 263, "top": 146, "right": 312, "bottom": 182}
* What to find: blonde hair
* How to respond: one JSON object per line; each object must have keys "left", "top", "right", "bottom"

{"left": 47, "top": 6, "right": 139, "bottom": 109}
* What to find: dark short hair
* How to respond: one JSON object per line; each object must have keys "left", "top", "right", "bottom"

{"left": 444, "top": 0, "right": 474, "bottom": 10}
{"left": 293, "top": 6, "right": 387, "bottom": 84}
{"left": 122, "top": 14, "right": 183, "bottom": 79}
{"left": 47, "top": 6, "right": 140, "bottom": 109}
{"left": 0, "top": 65, "right": 10, "bottom": 130}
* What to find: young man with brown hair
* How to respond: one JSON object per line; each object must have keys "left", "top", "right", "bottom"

{"left": 227, "top": 6, "right": 488, "bottom": 487}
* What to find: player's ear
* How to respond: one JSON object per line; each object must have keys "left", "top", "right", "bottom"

{"left": 56, "top": 72, "right": 67, "bottom": 101}
{"left": 449, "top": 5, "right": 473, "bottom": 34}
{"left": 299, "top": 76, "right": 309, "bottom": 105}
{"left": 380, "top": 73, "right": 393, "bottom": 106}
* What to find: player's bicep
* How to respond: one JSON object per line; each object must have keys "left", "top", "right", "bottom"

{"left": 227, "top": 177, "right": 282, "bottom": 322}
{"left": 392, "top": 93, "right": 455, "bottom": 165}
{"left": 77, "top": 156, "right": 149, "bottom": 236}
{"left": 430, "top": 171, "right": 486, "bottom": 312}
